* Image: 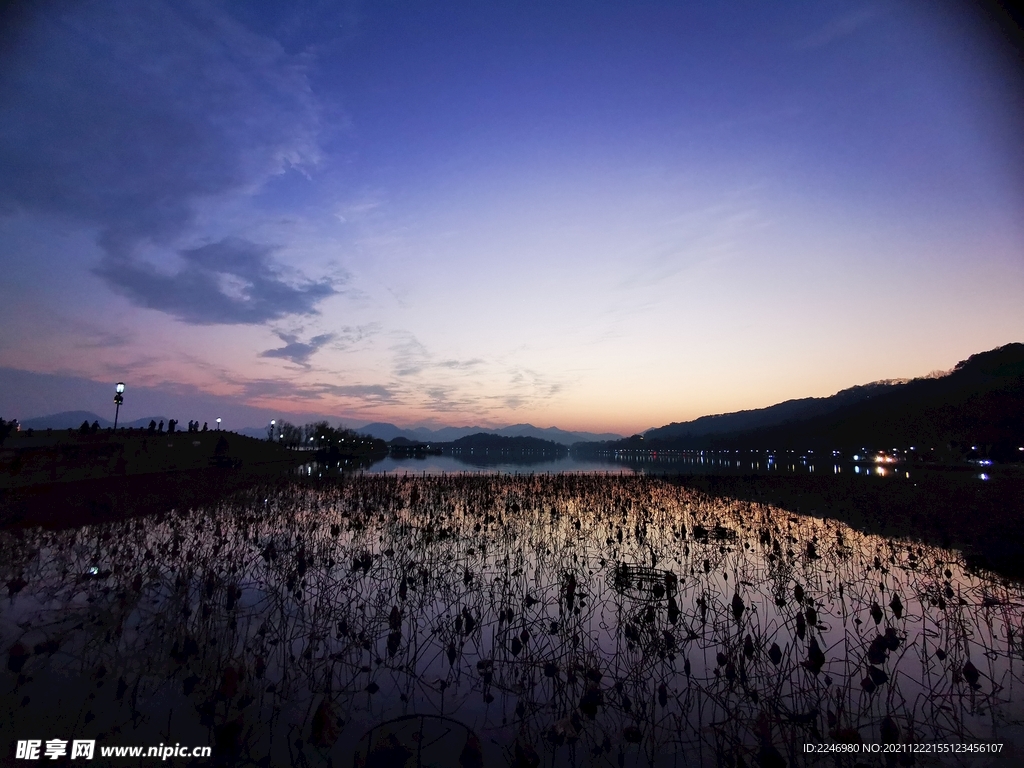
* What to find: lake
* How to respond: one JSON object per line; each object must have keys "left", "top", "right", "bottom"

{"left": 2, "top": 473, "right": 1022, "bottom": 766}
{"left": 326, "top": 448, "right": 997, "bottom": 483}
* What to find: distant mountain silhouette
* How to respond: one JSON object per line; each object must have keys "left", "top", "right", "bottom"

{"left": 358, "top": 421, "right": 621, "bottom": 445}
{"left": 497, "top": 423, "right": 623, "bottom": 444}
{"left": 427, "top": 432, "right": 569, "bottom": 466}
{"left": 644, "top": 382, "right": 904, "bottom": 441}
{"left": 358, "top": 422, "right": 488, "bottom": 443}
{"left": 19, "top": 411, "right": 167, "bottom": 430}
{"left": 444, "top": 433, "right": 567, "bottom": 453}
{"left": 585, "top": 343, "right": 1024, "bottom": 459}
{"left": 388, "top": 436, "right": 425, "bottom": 446}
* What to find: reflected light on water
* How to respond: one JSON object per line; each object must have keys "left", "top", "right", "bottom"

{"left": 2, "top": 475, "right": 1022, "bottom": 767}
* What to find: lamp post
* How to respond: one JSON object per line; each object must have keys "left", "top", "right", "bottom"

{"left": 113, "top": 382, "right": 125, "bottom": 429}
{"left": 216, "top": 418, "right": 222, "bottom": 431}
{"left": 269, "top": 419, "right": 276, "bottom": 442}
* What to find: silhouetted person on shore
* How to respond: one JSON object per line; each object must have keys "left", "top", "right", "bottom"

{"left": 148, "top": 420, "right": 156, "bottom": 434}
{"left": 158, "top": 420, "right": 164, "bottom": 434}
{"left": 203, "top": 422, "right": 208, "bottom": 432}
{"left": 168, "top": 419, "right": 177, "bottom": 434}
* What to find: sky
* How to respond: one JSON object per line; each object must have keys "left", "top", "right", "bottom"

{"left": 0, "top": 0, "right": 1022, "bottom": 435}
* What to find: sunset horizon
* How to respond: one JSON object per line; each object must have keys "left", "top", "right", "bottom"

{"left": 1, "top": 2, "right": 1022, "bottom": 436}
{"left": 2, "top": 342, "right": 1019, "bottom": 438}
{"left": 2, "top": 3, "right": 1023, "bottom": 760}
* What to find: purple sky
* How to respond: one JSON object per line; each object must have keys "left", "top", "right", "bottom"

{"left": 0, "top": 1, "right": 1021, "bottom": 434}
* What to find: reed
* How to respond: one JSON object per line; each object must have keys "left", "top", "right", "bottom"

{"left": 2, "top": 473, "right": 1022, "bottom": 766}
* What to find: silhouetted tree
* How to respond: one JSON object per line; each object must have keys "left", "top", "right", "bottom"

{"left": 279, "top": 421, "right": 301, "bottom": 449}
{"left": 0, "top": 418, "right": 14, "bottom": 447}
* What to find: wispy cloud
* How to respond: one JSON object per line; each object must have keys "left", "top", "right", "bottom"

{"left": 504, "top": 367, "right": 564, "bottom": 407}
{"left": 321, "top": 384, "right": 396, "bottom": 403}
{"left": 390, "top": 334, "right": 489, "bottom": 378}
{"left": 437, "top": 358, "right": 485, "bottom": 370}
{"left": 46, "top": 315, "right": 136, "bottom": 351}
{"left": 334, "top": 191, "right": 385, "bottom": 223}
{"left": 0, "top": 0, "right": 323, "bottom": 261}
{"left": 797, "top": 7, "right": 880, "bottom": 49}
{"left": 96, "top": 238, "right": 337, "bottom": 325}
{"left": 379, "top": 332, "right": 573, "bottom": 417}
{"left": 423, "top": 385, "right": 481, "bottom": 413}
{"left": 241, "top": 378, "right": 397, "bottom": 405}
{"left": 260, "top": 332, "right": 336, "bottom": 366}
{"left": 332, "top": 324, "right": 382, "bottom": 350}
{"left": 391, "top": 335, "right": 432, "bottom": 377}
{"left": 616, "top": 199, "right": 765, "bottom": 292}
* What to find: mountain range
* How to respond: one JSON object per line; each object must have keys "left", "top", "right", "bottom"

{"left": 10, "top": 412, "right": 621, "bottom": 446}
{"left": 588, "top": 343, "right": 1024, "bottom": 458}
{"left": 13, "top": 343, "right": 1022, "bottom": 457}
{"left": 354, "top": 422, "right": 623, "bottom": 446}
{"left": 643, "top": 382, "right": 906, "bottom": 442}
{"left": 18, "top": 411, "right": 168, "bottom": 431}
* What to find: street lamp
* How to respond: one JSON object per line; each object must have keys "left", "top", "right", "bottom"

{"left": 113, "top": 382, "right": 125, "bottom": 429}
{"left": 269, "top": 419, "right": 276, "bottom": 442}
{"left": 216, "top": 418, "right": 222, "bottom": 431}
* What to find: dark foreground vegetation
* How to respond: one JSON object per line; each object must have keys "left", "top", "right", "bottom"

{"left": 670, "top": 468, "right": 1024, "bottom": 580}
{"left": 0, "top": 421, "right": 386, "bottom": 481}
{"left": 2, "top": 473, "right": 1022, "bottom": 767}
{"left": 0, "top": 424, "right": 389, "bottom": 528}
{"left": 0, "top": 465, "right": 289, "bottom": 530}
{"left": 0, "top": 429, "right": 297, "bottom": 491}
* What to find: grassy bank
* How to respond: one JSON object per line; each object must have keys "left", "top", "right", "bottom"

{"left": 0, "top": 429, "right": 298, "bottom": 490}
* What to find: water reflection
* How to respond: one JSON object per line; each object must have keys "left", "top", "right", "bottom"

{"left": 358, "top": 449, "right": 1004, "bottom": 484}
{"left": 279, "top": 444, "right": 1012, "bottom": 489}
{"left": 2, "top": 475, "right": 1022, "bottom": 766}
{"left": 317, "top": 455, "right": 639, "bottom": 476}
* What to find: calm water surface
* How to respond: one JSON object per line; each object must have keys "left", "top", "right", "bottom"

{"left": 348, "top": 450, "right": 997, "bottom": 483}
{"left": 346, "top": 454, "right": 636, "bottom": 475}
{"left": 2, "top": 474, "right": 1021, "bottom": 766}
